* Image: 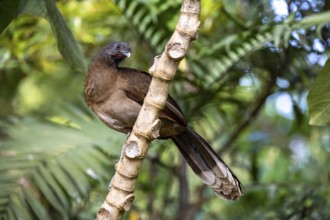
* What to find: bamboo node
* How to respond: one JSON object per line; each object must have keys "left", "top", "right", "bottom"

{"left": 167, "top": 42, "right": 185, "bottom": 60}
{"left": 125, "top": 141, "right": 141, "bottom": 159}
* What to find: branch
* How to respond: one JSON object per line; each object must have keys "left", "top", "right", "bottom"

{"left": 95, "top": 1, "right": 200, "bottom": 219}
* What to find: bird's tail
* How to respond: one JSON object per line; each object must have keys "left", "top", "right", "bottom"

{"left": 172, "top": 127, "right": 242, "bottom": 200}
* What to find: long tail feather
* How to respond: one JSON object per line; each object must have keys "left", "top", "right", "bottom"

{"left": 172, "top": 127, "right": 242, "bottom": 200}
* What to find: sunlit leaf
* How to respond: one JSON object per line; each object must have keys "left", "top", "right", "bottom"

{"left": 43, "top": 0, "right": 86, "bottom": 73}
{"left": 308, "top": 59, "right": 330, "bottom": 126}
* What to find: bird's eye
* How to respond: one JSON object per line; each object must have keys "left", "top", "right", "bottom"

{"left": 116, "top": 45, "right": 121, "bottom": 50}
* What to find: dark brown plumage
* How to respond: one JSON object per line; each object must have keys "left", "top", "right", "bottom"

{"left": 84, "top": 42, "right": 242, "bottom": 200}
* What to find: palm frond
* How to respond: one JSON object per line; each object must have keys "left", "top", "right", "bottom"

{"left": 0, "top": 105, "right": 122, "bottom": 219}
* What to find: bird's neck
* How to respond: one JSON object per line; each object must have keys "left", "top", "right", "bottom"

{"left": 84, "top": 59, "right": 118, "bottom": 106}
{"left": 96, "top": 55, "right": 119, "bottom": 67}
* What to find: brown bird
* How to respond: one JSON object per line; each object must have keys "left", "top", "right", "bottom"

{"left": 84, "top": 42, "right": 242, "bottom": 200}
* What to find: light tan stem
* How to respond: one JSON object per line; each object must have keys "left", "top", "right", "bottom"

{"left": 96, "top": 1, "right": 200, "bottom": 219}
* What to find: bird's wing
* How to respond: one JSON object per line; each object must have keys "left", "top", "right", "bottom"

{"left": 120, "top": 67, "right": 187, "bottom": 126}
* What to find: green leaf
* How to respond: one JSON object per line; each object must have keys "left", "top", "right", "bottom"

{"left": 37, "top": 165, "right": 70, "bottom": 217}
{"left": 42, "top": 0, "right": 87, "bottom": 73}
{"left": 308, "top": 59, "right": 330, "bottom": 126}
{"left": 58, "top": 157, "right": 90, "bottom": 196}
{"left": 31, "top": 170, "right": 64, "bottom": 217}
{"left": 9, "top": 193, "right": 32, "bottom": 220}
{"left": 0, "top": 0, "right": 20, "bottom": 34}
{"left": 17, "top": 0, "right": 46, "bottom": 17}
{"left": 23, "top": 188, "right": 51, "bottom": 220}
{"left": 48, "top": 161, "right": 80, "bottom": 198}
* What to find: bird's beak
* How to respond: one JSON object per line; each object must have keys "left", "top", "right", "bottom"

{"left": 120, "top": 50, "right": 131, "bottom": 58}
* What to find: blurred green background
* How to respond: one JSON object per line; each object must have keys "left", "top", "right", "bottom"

{"left": 1, "top": 0, "right": 330, "bottom": 219}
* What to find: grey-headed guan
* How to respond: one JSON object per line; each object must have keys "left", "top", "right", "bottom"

{"left": 84, "top": 42, "right": 242, "bottom": 200}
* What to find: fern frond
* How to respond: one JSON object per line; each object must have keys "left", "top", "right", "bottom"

{"left": 273, "top": 11, "right": 330, "bottom": 48}
{"left": 113, "top": 0, "right": 181, "bottom": 53}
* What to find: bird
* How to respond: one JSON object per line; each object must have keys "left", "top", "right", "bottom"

{"left": 84, "top": 41, "right": 242, "bottom": 200}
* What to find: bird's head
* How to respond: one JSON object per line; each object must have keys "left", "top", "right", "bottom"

{"left": 99, "top": 42, "right": 131, "bottom": 64}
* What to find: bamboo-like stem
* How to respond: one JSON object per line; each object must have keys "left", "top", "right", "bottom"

{"left": 95, "top": 0, "right": 200, "bottom": 219}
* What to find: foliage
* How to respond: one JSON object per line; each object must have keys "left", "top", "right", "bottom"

{"left": 0, "top": 104, "right": 122, "bottom": 219}
{"left": 1, "top": 0, "right": 330, "bottom": 219}
{"left": 0, "top": 0, "right": 20, "bottom": 33}
{"left": 308, "top": 59, "right": 330, "bottom": 125}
